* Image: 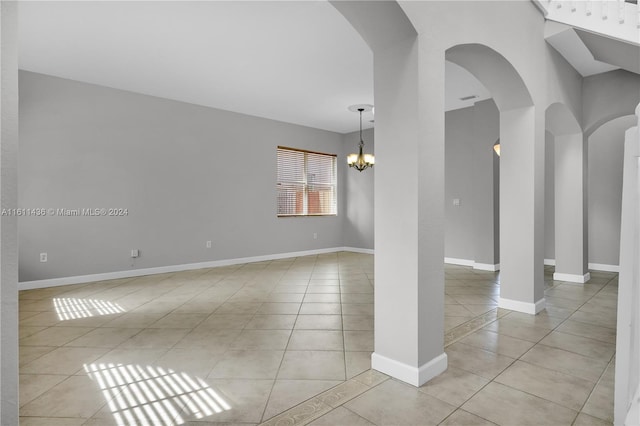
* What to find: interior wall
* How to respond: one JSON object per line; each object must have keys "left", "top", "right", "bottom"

{"left": 588, "top": 115, "right": 637, "bottom": 266}
{"left": 18, "top": 71, "right": 347, "bottom": 282}
{"left": 583, "top": 69, "right": 640, "bottom": 135}
{"left": 342, "top": 128, "right": 374, "bottom": 250}
{"left": 544, "top": 130, "right": 555, "bottom": 260}
{"left": 445, "top": 100, "right": 499, "bottom": 263}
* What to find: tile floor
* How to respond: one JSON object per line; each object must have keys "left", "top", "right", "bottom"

{"left": 18, "top": 252, "right": 617, "bottom": 425}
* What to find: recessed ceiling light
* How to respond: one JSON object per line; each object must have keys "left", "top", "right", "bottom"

{"left": 459, "top": 95, "right": 478, "bottom": 101}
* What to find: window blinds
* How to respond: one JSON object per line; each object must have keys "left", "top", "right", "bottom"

{"left": 277, "top": 146, "right": 337, "bottom": 216}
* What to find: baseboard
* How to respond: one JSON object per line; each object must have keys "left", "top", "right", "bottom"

{"left": 473, "top": 262, "right": 500, "bottom": 272}
{"left": 553, "top": 272, "right": 591, "bottom": 283}
{"left": 498, "top": 297, "right": 546, "bottom": 314}
{"left": 343, "top": 247, "right": 374, "bottom": 255}
{"left": 444, "top": 257, "right": 474, "bottom": 267}
{"left": 371, "top": 352, "right": 447, "bottom": 387}
{"left": 19, "top": 246, "right": 372, "bottom": 291}
{"left": 588, "top": 263, "right": 620, "bottom": 273}
{"left": 544, "top": 259, "right": 556, "bottom": 266}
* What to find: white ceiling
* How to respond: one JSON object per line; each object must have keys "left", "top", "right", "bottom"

{"left": 18, "top": 1, "right": 490, "bottom": 133}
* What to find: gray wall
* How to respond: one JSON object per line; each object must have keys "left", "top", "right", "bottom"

{"left": 583, "top": 69, "right": 640, "bottom": 135}
{"left": 19, "top": 71, "right": 348, "bottom": 281}
{"left": 445, "top": 100, "right": 499, "bottom": 264}
{"left": 544, "top": 131, "right": 555, "bottom": 260}
{"left": 342, "top": 128, "right": 374, "bottom": 250}
{"left": 588, "top": 115, "right": 637, "bottom": 266}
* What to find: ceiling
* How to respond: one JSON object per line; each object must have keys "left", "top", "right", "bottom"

{"left": 18, "top": 1, "right": 490, "bottom": 134}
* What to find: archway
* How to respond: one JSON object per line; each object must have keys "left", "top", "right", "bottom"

{"left": 446, "top": 44, "right": 544, "bottom": 315}
{"left": 545, "top": 103, "right": 588, "bottom": 283}
{"left": 588, "top": 115, "right": 637, "bottom": 270}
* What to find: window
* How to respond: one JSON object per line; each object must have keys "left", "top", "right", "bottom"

{"left": 277, "top": 146, "right": 337, "bottom": 216}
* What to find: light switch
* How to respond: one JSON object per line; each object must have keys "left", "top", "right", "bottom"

{"left": 453, "top": 198, "right": 461, "bottom": 206}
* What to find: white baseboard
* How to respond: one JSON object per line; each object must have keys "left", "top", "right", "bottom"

{"left": 343, "top": 247, "right": 374, "bottom": 255}
{"left": 444, "top": 257, "right": 474, "bottom": 267}
{"left": 553, "top": 272, "right": 591, "bottom": 283}
{"left": 588, "top": 263, "right": 620, "bottom": 273}
{"left": 19, "top": 246, "right": 372, "bottom": 291}
{"left": 544, "top": 259, "right": 556, "bottom": 266}
{"left": 499, "top": 297, "right": 546, "bottom": 314}
{"left": 473, "top": 262, "right": 500, "bottom": 272}
{"left": 371, "top": 352, "right": 447, "bottom": 387}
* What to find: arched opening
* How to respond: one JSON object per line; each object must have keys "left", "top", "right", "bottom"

{"left": 445, "top": 43, "right": 544, "bottom": 314}
{"left": 544, "top": 103, "right": 588, "bottom": 283}
{"left": 588, "top": 115, "right": 637, "bottom": 270}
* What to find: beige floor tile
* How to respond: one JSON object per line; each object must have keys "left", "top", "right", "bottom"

{"left": 308, "top": 406, "right": 375, "bottom": 425}
{"left": 155, "top": 347, "right": 224, "bottom": 377}
{"left": 20, "top": 326, "right": 94, "bottom": 347}
{"left": 229, "top": 329, "right": 291, "bottom": 350}
{"left": 177, "top": 378, "right": 274, "bottom": 423}
{"left": 265, "top": 293, "right": 305, "bottom": 303}
{"left": 197, "top": 314, "right": 254, "bottom": 330}
{"left": 302, "top": 293, "right": 340, "bottom": 303}
{"left": 278, "top": 351, "right": 345, "bottom": 380}
{"left": 495, "top": 360, "right": 595, "bottom": 411}
{"left": 341, "top": 304, "right": 374, "bottom": 316}
{"left": 582, "top": 363, "right": 615, "bottom": 422}
{"left": 19, "top": 345, "right": 56, "bottom": 367}
{"left": 569, "top": 310, "right": 617, "bottom": 329}
{"left": 262, "top": 379, "right": 341, "bottom": 420}
{"left": 65, "top": 327, "right": 141, "bottom": 348}
{"left": 19, "top": 417, "right": 87, "bottom": 426}
{"left": 446, "top": 342, "right": 515, "bottom": 380}
{"left": 573, "top": 413, "right": 613, "bottom": 426}
{"left": 461, "top": 382, "right": 577, "bottom": 425}
{"left": 299, "top": 303, "right": 342, "bottom": 315}
{"left": 345, "top": 379, "right": 456, "bottom": 425}
{"left": 556, "top": 320, "right": 616, "bottom": 344}
{"left": 539, "top": 331, "right": 616, "bottom": 361}
{"left": 19, "top": 374, "right": 68, "bottom": 407}
{"left": 342, "top": 315, "right": 374, "bottom": 331}
{"left": 176, "top": 328, "right": 241, "bottom": 350}
{"left": 100, "top": 312, "right": 166, "bottom": 328}
{"left": 148, "top": 312, "right": 208, "bottom": 328}
{"left": 521, "top": 344, "right": 609, "bottom": 382}
{"left": 482, "top": 319, "right": 551, "bottom": 343}
{"left": 244, "top": 314, "right": 297, "bottom": 330}
{"left": 439, "top": 409, "right": 497, "bottom": 425}
{"left": 20, "top": 375, "right": 111, "bottom": 418}
{"left": 118, "top": 327, "right": 190, "bottom": 349}
{"left": 343, "top": 331, "right": 374, "bottom": 352}
{"left": 214, "top": 302, "right": 263, "bottom": 315}
{"left": 208, "top": 350, "right": 284, "bottom": 379}
{"left": 92, "top": 347, "right": 169, "bottom": 366}
{"left": 21, "top": 347, "right": 109, "bottom": 375}
{"left": 294, "top": 315, "right": 342, "bottom": 330}
{"left": 458, "top": 329, "right": 535, "bottom": 359}
{"left": 288, "top": 330, "right": 344, "bottom": 351}
{"left": 256, "top": 303, "right": 301, "bottom": 315}
{"left": 419, "top": 366, "right": 489, "bottom": 407}
{"left": 19, "top": 326, "right": 48, "bottom": 340}
{"left": 341, "top": 293, "right": 374, "bottom": 304}
{"left": 19, "top": 312, "right": 64, "bottom": 327}
{"left": 345, "top": 351, "right": 372, "bottom": 379}
{"left": 502, "top": 311, "right": 566, "bottom": 329}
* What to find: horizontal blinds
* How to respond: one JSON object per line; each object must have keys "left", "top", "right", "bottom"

{"left": 277, "top": 146, "right": 337, "bottom": 216}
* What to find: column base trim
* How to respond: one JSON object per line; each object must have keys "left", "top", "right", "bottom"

{"left": 498, "top": 297, "right": 546, "bottom": 314}
{"left": 588, "top": 263, "right": 620, "bottom": 273}
{"left": 473, "top": 262, "right": 500, "bottom": 272}
{"left": 371, "top": 352, "right": 447, "bottom": 387}
{"left": 553, "top": 272, "right": 591, "bottom": 283}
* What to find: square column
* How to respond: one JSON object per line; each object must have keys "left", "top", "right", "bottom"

{"left": 372, "top": 36, "right": 447, "bottom": 386}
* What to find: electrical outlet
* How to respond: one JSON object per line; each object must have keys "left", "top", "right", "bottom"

{"left": 313, "top": 233, "right": 317, "bottom": 239}
{"left": 131, "top": 249, "right": 140, "bottom": 258}
{"left": 40, "top": 253, "right": 47, "bottom": 262}
{"left": 206, "top": 241, "right": 212, "bottom": 248}
{"left": 453, "top": 198, "right": 461, "bottom": 207}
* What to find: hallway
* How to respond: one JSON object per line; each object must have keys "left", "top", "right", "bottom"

{"left": 18, "top": 252, "right": 616, "bottom": 425}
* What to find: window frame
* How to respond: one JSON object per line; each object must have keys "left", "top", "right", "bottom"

{"left": 276, "top": 146, "right": 338, "bottom": 218}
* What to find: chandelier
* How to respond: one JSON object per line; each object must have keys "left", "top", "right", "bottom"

{"left": 347, "top": 105, "right": 374, "bottom": 172}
